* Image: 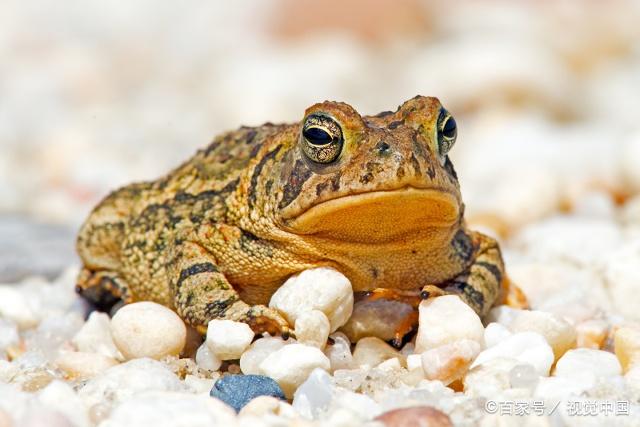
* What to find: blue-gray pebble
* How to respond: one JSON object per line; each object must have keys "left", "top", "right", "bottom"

{"left": 210, "top": 374, "right": 286, "bottom": 412}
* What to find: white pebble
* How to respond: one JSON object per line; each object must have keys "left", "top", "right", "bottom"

{"left": 184, "top": 375, "right": 216, "bottom": 394}
{"left": 324, "top": 332, "right": 353, "bottom": 371}
{"left": 614, "top": 326, "right": 640, "bottom": 372}
{"left": 72, "top": 311, "right": 121, "bottom": 360}
{"left": 206, "top": 319, "right": 254, "bottom": 360}
{"left": 420, "top": 339, "right": 482, "bottom": 385}
{"left": 239, "top": 336, "right": 288, "bottom": 375}
{"left": 78, "top": 358, "right": 186, "bottom": 407}
{"left": 111, "top": 302, "right": 186, "bottom": 360}
{"left": 406, "top": 354, "right": 423, "bottom": 372}
{"left": 0, "top": 319, "right": 19, "bottom": 353}
{"left": 239, "top": 395, "right": 298, "bottom": 419}
{"left": 463, "top": 357, "right": 522, "bottom": 398}
{"left": 0, "top": 286, "right": 39, "bottom": 329}
{"left": 292, "top": 368, "right": 334, "bottom": 420}
{"left": 471, "top": 332, "right": 554, "bottom": 376}
{"left": 294, "top": 310, "right": 330, "bottom": 349}
{"left": 352, "top": 337, "right": 402, "bottom": 369}
{"left": 37, "top": 380, "right": 91, "bottom": 427}
{"left": 195, "top": 343, "right": 222, "bottom": 372}
{"left": 508, "top": 309, "right": 577, "bottom": 360}
{"left": 554, "top": 348, "right": 621, "bottom": 387}
{"left": 269, "top": 267, "right": 353, "bottom": 332}
{"left": 55, "top": 351, "right": 118, "bottom": 379}
{"left": 575, "top": 319, "right": 609, "bottom": 349}
{"left": 483, "top": 322, "right": 512, "bottom": 348}
{"left": 604, "top": 241, "right": 640, "bottom": 321}
{"left": 415, "top": 295, "right": 485, "bottom": 353}
{"left": 99, "top": 392, "right": 237, "bottom": 427}
{"left": 259, "top": 343, "right": 330, "bottom": 399}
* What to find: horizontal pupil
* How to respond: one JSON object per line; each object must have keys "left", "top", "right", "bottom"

{"left": 304, "top": 127, "right": 332, "bottom": 145}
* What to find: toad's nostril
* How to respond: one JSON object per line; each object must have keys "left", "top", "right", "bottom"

{"left": 376, "top": 141, "right": 391, "bottom": 155}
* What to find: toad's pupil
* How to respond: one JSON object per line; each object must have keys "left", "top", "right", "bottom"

{"left": 442, "top": 117, "right": 457, "bottom": 139}
{"left": 304, "top": 127, "right": 332, "bottom": 145}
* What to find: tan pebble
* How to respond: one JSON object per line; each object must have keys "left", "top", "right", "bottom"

{"left": 295, "top": 310, "right": 330, "bottom": 349}
{"left": 352, "top": 337, "right": 403, "bottom": 369}
{"left": 421, "top": 339, "right": 481, "bottom": 385}
{"left": 509, "top": 310, "right": 576, "bottom": 361}
{"left": 239, "top": 396, "right": 297, "bottom": 418}
{"left": 375, "top": 406, "right": 453, "bottom": 427}
{"left": 575, "top": 319, "right": 609, "bottom": 349}
{"left": 88, "top": 403, "right": 111, "bottom": 425}
{"left": 614, "top": 326, "right": 640, "bottom": 372}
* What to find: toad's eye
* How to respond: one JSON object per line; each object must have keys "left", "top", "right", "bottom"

{"left": 437, "top": 109, "right": 457, "bottom": 158}
{"left": 301, "top": 114, "right": 343, "bottom": 164}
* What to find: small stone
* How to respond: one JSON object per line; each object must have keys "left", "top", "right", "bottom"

{"left": 0, "top": 286, "right": 38, "bottom": 329}
{"left": 464, "top": 357, "right": 521, "bottom": 397}
{"left": 37, "top": 380, "right": 91, "bottom": 427}
{"left": 239, "top": 336, "right": 288, "bottom": 375}
{"left": 340, "top": 299, "right": 414, "bottom": 342}
{"left": 206, "top": 319, "right": 254, "bottom": 360}
{"left": 72, "top": 311, "right": 121, "bottom": 360}
{"left": 375, "top": 406, "right": 453, "bottom": 427}
{"left": 292, "top": 368, "right": 334, "bottom": 419}
{"left": 415, "top": 296, "right": 484, "bottom": 353}
{"left": 377, "top": 357, "right": 402, "bottom": 371}
{"left": 100, "top": 392, "right": 237, "bottom": 427}
{"left": 483, "top": 322, "right": 512, "bottom": 348}
{"left": 603, "top": 240, "right": 640, "bottom": 321}
{"left": 210, "top": 374, "right": 285, "bottom": 413}
{"left": 184, "top": 374, "right": 216, "bottom": 394}
{"left": 55, "top": 351, "right": 118, "bottom": 379}
{"left": 294, "top": 310, "right": 330, "bottom": 349}
{"left": 88, "top": 403, "right": 111, "bottom": 426}
{"left": 324, "top": 333, "right": 353, "bottom": 373}
{"left": 239, "top": 395, "right": 298, "bottom": 419}
{"left": 352, "top": 337, "right": 403, "bottom": 369}
{"left": 554, "top": 348, "right": 622, "bottom": 389}
{"left": 508, "top": 309, "right": 577, "bottom": 361}
{"left": 406, "top": 354, "right": 423, "bottom": 372}
{"left": 111, "top": 302, "right": 186, "bottom": 360}
{"left": 259, "top": 343, "right": 331, "bottom": 398}
{"left": 508, "top": 363, "right": 539, "bottom": 390}
{"left": 78, "top": 358, "right": 186, "bottom": 407}
{"left": 471, "top": 332, "right": 554, "bottom": 376}
{"left": 420, "top": 339, "right": 481, "bottom": 385}
{"left": 269, "top": 267, "right": 353, "bottom": 332}
{"left": 195, "top": 342, "right": 222, "bottom": 372}
{"left": 614, "top": 325, "right": 640, "bottom": 372}
{"left": 575, "top": 319, "right": 609, "bottom": 349}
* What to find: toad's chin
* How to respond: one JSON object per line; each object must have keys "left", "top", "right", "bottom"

{"left": 282, "top": 187, "right": 460, "bottom": 244}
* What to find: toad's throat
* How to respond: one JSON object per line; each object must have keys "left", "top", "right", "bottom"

{"left": 283, "top": 187, "right": 460, "bottom": 244}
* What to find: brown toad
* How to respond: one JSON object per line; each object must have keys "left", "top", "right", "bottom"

{"left": 76, "top": 96, "right": 526, "bottom": 340}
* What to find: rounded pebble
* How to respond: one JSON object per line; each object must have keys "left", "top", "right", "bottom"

{"left": 294, "top": 310, "right": 330, "bottom": 349}
{"left": 324, "top": 332, "right": 353, "bottom": 371}
{"left": 352, "top": 337, "right": 403, "bottom": 369}
{"left": 269, "top": 267, "right": 353, "bottom": 332}
{"left": 111, "top": 302, "right": 186, "bottom": 360}
{"left": 508, "top": 309, "right": 577, "bottom": 360}
{"left": 72, "top": 311, "right": 121, "bottom": 360}
{"left": 415, "top": 296, "right": 484, "bottom": 353}
{"left": 55, "top": 351, "right": 118, "bottom": 379}
{"left": 259, "top": 343, "right": 331, "bottom": 398}
{"left": 420, "top": 339, "right": 481, "bottom": 385}
{"left": 206, "top": 319, "right": 254, "bottom": 360}
{"left": 195, "top": 343, "right": 222, "bottom": 372}
{"left": 614, "top": 325, "right": 640, "bottom": 372}
{"left": 471, "top": 332, "right": 554, "bottom": 376}
{"left": 509, "top": 363, "right": 539, "bottom": 389}
{"left": 375, "top": 406, "right": 453, "bottom": 427}
{"left": 239, "top": 336, "right": 289, "bottom": 375}
{"left": 210, "top": 374, "right": 285, "bottom": 412}
{"left": 554, "top": 348, "right": 622, "bottom": 382}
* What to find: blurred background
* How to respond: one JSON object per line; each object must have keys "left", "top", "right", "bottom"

{"left": 1, "top": 0, "right": 640, "bottom": 283}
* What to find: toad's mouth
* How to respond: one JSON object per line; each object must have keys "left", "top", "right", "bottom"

{"left": 282, "top": 187, "right": 460, "bottom": 244}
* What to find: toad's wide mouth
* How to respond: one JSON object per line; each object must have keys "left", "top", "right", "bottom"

{"left": 282, "top": 187, "right": 460, "bottom": 244}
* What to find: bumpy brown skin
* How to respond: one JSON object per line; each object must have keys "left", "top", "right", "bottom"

{"left": 76, "top": 96, "right": 519, "bottom": 338}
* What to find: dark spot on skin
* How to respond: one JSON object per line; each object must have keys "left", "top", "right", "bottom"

{"left": 447, "top": 280, "right": 485, "bottom": 310}
{"left": 376, "top": 141, "right": 391, "bottom": 155}
{"left": 204, "top": 296, "right": 238, "bottom": 317}
{"left": 176, "top": 262, "right": 219, "bottom": 289}
{"left": 330, "top": 173, "right": 341, "bottom": 191}
{"left": 315, "top": 182, "right": 329, "bottom": 196}
{"left": 411, "top": 249, "right": 417, "bottom": 254}
{"left": 452, "top": 230, "right": 474, "bottom": 262}
{"left": 425, "top": 162, "right": 436, "bottom": 180}
{"left": 396, "top": 165, "right": 405, "bottom": 180}
{"left": 203, "top": 140, "right": 221, "bottom": 156}
{"left": 371, "top": 268, "right": 378, "bottom": 279}
{"left": 388, "top": 120, "right": 404, "bottom": 129}
{"left": 411, "top": 130, "right": 427, "bottom": 161}
{"left": 265, "top": 179, "right": 273, "bottom": 194}
{"left": 249, "top": 146, "right": 282, "bottom": 207}
{"left": 360, "top": 173, "right": 374, "bottom": 184}
{"left": 279, "top": 159, "right": 313, "bottom": 209}
{"left": 476, "top": 261, "right": 503, "bottom": 284}
{"left": 444, "top": 156, "right": 458, "bottom": 180}
{"left": 244, "top": 129, "right": 258, "bottom": 144}
{"left": 410, "top": 153, "right": 421, "bottom": 176}
{"left": 375, "top": 110, "right": 393, "bottom": 118}
{"left": 249, "top": 143, "right": 262, "bottom": 158}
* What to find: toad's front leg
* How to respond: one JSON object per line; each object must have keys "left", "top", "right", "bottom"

{"left": 422, "top": 230, "right": 528, "bottom": 316}
{"left": 168, "top": 238, "right": 292, "bottom": 338}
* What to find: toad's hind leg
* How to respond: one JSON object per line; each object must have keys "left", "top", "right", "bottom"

{"left": 76, "top": 268, "right": 133, "bottom": 312}
{"left": 169, "top": 240, "right": 292, "bottom": 338}
{"left": 422, "top": 230, "right": 522, "bottom": 317}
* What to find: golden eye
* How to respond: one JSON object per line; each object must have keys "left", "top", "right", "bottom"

{"left": 437, "top": 109, "right": 457, "bottom": 157}
{"left": 301, "top": 114, "right": 343, "bottom": 164}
